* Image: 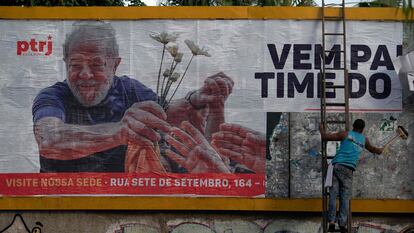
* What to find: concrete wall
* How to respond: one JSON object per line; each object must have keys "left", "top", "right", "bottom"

{"left": 266, "top": 112, "right": 414, "bottom": 199}
{"left": 0, "top": 212, "right": 412, "bottom": 233}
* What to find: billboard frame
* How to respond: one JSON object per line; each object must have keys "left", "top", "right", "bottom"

{"left": 0, "top": 6, "right": 412, "bottom": 212}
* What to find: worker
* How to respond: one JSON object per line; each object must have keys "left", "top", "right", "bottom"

{"left": 320, "top": 119, "right": 383, "bottom": 233}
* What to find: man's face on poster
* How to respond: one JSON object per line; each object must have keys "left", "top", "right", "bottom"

{"left": 65, "top": 41, "right": 120, "bottom": 107}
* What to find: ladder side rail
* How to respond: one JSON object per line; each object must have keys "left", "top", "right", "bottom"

{"left": 342, "top": 0, "right": 350, "bottom": 132}
{"left": 341, "top": 1, "right": 352, "bottom": 232}
{"left": 321, "top": 1, "right": 328, "bottom": 232}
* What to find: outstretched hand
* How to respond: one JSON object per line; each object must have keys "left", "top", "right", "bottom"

{"left": 164, "top": 121, "right": 231, "bottom": 173}
{"left": 211, "top": 123, "right": 266, "bottom": 173}
{"left": 117, "top": 101, "right": 171, "bottom": 147}
{"left": 166, "top": 99, "right": 208, "bottom": 134}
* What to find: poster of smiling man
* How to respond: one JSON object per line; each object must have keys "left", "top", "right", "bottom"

{"left": 0, "top": 16, "right": 402, "bottom": 196}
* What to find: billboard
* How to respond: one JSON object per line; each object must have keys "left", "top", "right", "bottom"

{"left": 0, "top": 19, "right": 402, "bottom": 196}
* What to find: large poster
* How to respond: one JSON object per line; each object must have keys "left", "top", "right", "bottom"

{"left": 0, "top": 19, "right": 402, "bottom": 196}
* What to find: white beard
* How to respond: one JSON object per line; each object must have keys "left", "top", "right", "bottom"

{"left": 68, "top": 78, "right": 112, "bottom": 107}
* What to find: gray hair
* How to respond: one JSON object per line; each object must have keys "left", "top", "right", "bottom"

{"left": 63, "top": 21, "right": 119, "bottom": 60}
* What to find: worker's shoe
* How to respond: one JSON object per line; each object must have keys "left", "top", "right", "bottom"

{"left": 328, "top": 222, "right": 336, "bottom": 232}
{"left": 339, "top": 225, "right": 347, "bottom": 233}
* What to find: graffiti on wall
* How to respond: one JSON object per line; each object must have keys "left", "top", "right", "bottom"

{"left": 0, "top": 214, "right": 42, "bottom": 233}
{"left": 112, "top": 219, "right": 414, "bottom": 233}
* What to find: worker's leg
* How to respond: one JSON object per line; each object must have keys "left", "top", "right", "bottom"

{"left": 328, "top": 168, "right": 339, "bottom": 224}
{"left": 337, "top": 165, "right": 353, "bottom": 228}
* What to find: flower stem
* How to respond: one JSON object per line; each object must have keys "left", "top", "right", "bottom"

{"left": 162, "top": 81, "right": 172, "bottom": 109}
{"left": 164, "top": 60, "right": 176, "bottom": 98}
{"left": 160, "top": 59, "right": 175, "bottom": 106}
{"left": 162, "top": 62, "right": 179, "bottom": 103}
{"left": 156, "top": 45, "right": 166, "bottom": 101}
{"left": 165, "top": 54, "right": 194, "bottom": 108}
{"left": 160, "top": 76, "right": 167, "bottom": 104}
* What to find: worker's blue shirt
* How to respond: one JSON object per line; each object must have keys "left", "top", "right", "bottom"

{"left": 32, "top": 75, "right": 157, "bottom": 173}
{"left": 332, "top": 130, "right": 366, "bottom": 170}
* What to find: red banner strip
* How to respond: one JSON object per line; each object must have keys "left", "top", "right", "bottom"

{"left": 0, "top": 173, "right": 265, "bottom": 197}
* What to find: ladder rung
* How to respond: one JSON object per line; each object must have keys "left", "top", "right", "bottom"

{"left": 323, "top": 3, "right": 343, "bottom": 6}
{"left": 325, "top": 67, "right": 345, "bottom": 70}
{"left": 324, "top": 33, "right": 345, "bottom": 36}
{"left": 324, "top": 103, "right": 346, "bottom": 107}
{"left": 326, "top": 85, "right": 345, "bottom": 89}
{"left": 324, "top": 50, "right": 345, "bottom": 53}
{"left": 327, "top": 120, "right": 346, "bottom": 124}
{"left": 323, "top": 16, "right": 344, "bottom": 20}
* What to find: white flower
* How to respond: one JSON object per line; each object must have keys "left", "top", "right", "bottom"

{"left": 166, "top": 42, "right": 179, "bottom": 57}
{"left": 174, "top": 53, "right": 184, "bottom": 63}
{"left": 184, "top": 39, "right": 211, "bottom": 57}
{"left": 170, "top": 72, "right": 180, "bottom": 82}
{"left": 149, "top": 32, "right": 179, "bottom": 44}
{"left": 163, "top": 69, "right": 170, "bottom": 77}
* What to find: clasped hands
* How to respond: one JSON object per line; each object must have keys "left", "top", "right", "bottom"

{"left": 117, "top": 72, "right": 232, "bottom": 147}
{"left": 119, "top": 72, "right": 265, "bottom": 173}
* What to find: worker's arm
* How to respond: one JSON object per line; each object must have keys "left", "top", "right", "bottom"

{"left": 319, "top": 124, "right": 348, "bottom": 141}
{"left": 365, "top": 138, "right": 383, "bottom": 154}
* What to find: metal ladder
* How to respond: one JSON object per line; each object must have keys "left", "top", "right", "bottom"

{"left": 320, "top": 0, "right": 351, "bottom": 232}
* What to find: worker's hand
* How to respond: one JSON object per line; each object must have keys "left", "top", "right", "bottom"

{"left": 165, "top": 121, "right": 231, "bottom": 173}
{"left": 190, "top": 72, "right": 234, "bottom": 115}
{"left": 166, "top": 99, "right": 208, "bottom": 134}
{"left": 117, "top": 101, "right": 171, "bottom": 147}
{"left": 211, "top": 123, "right": 266, "bottom": 173}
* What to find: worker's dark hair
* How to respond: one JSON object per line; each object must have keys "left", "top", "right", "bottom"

{"left": 353, "top": 119, "right": 365, "bottom": 131}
